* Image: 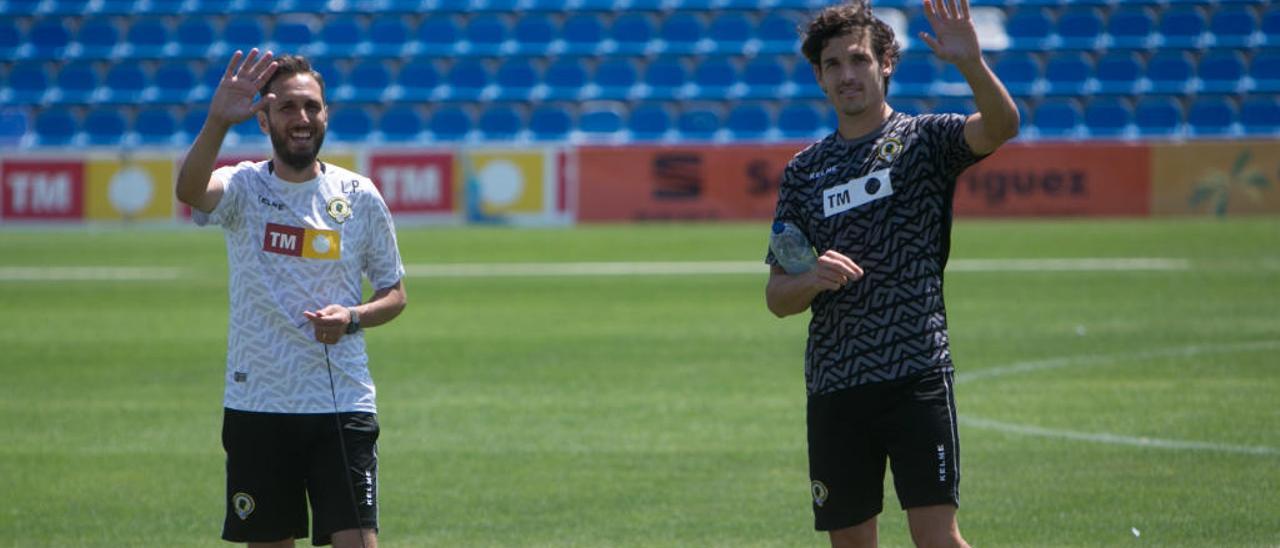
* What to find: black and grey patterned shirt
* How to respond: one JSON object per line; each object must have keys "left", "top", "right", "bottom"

{"left": 767, "top": 111, "right": 984, "bottom": 396}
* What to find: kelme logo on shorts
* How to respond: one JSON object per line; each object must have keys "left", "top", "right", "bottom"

{"left": 262, "top": 223, "right": 341, "bottom": 260}
{"left": 811, "top": 480, "right": 829, "bottom": 508}
{"left": 232, "top": 492, "right": 255, "bottom": 520}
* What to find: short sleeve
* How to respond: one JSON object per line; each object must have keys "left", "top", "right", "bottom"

{"left": 765, "top": 161, "right": 805, "bottom": 266}
{"left": 360, "top": 187, "right": 406, "bottom": 291}
{"left": 917, "top": 113, "right": 985, "bottom": 178}
{"left": 193, "top": 164, "right": 246, "bottom": 228}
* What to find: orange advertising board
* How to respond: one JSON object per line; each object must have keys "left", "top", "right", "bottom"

{"left": 1150, "top": 140, "right": 1280, "bottom": 216}
{"left": 954, "top": 142, "right": 1150, "bottom": 217}
{"left": 577, "top": 144, "right": 800, "bottom": 221}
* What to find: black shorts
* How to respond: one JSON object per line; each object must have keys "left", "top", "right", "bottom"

{"left": 806, "top": 368, "right": 960, "bottom": 531}
{"left": 221, "top": 408, "right": 379, "bottom": 546}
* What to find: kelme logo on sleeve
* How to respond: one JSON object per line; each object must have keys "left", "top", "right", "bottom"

{"left": 262, "top": 223, "right": 341, "bottom": 260}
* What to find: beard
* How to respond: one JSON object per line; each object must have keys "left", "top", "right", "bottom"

{"left": 268, "top": 119, "right": 326, "bottom": 173}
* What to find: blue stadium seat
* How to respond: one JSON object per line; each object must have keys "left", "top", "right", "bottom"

{"left": 368, "top": 18, "right": 409, "bottom": 58}
{"left": 315, "top": 19, "right": 364, "bottom": 59}
{"left": 742, "top": 57, "right": 787, "bottom": 100}
{"left": 429, "top": 106, "right": 472, "bottom": 141}
{"left": 789, "top": 61, "right": 822, "bottom": 100}
{"left": 1239, "top": 96, "right": 1280, "bottom": 136}
{"left": 593, "top": 58, "right": 639, "bottom": 101}
{"left": 1107, "top": 6, "right": 1156, "bottom": 50}
{"left": 398, "top": 60, "right": 440, "bottom": 102}
{"left": 1248, "top": 51, "right": 1280, "bottom": 93}
{"left": 543, "top": 59, "right": 588, "bottom": 101}
{"left": 223, "top": 17, "right": 266, "bottom": 52}
{"left": 758, "top": 12, "right": 799, "bottom": 55}
{"left": 1186, "top": 97, "right": 1238, "bottom": 137}
{"left": 1209, "top": 6, "right": 1259, "bottom": 48}
{"left": 707, "top": 12, "right": 754, "bottom": 55}
{"left": 777, "top": 102, "right": 823, "bottom": 140}
{"left": 725, "top": 103, "right": 772, "bottom": 140}
{"left": 73, "top": 18, "right": 120, "bottom": 60}
{"left": 658, "top": 12, "right": 708, "bottom": 55}
{"left": 443, "top": 59, "right": 489, "bottom": 101}
{"left": 377, "top": 105, "right": 423, "bottom": 142}
{"left": 417, "top": 16, "right": 461, "bottom": 57}
{"left": 0, "top": 20, "right": 20, "bottom": 60}
{"left": 1145, "top": 52, "right": 1195, "bottom": 94}
{"left": 932, "top": 98, "right": 974, "bottom": 115}
{"left": 53, "top": 62, "right": 100, "bottom": 105}
{"left": 231, "top": 116, "right": 265, "bottom": 144}
{"left": 641, "top": 57, "right": 689, "bottom": 101}
{"left": 1056, "top": 7, "right": 1104, "bottom": 50}
{"left": 676, "top": 105, "right": 720, "bottom": 140}
{"left": 1033, "top": 98, "right": 1082, "bottom": 139}
{"left": 1134, "top": 96, "right": 1183, "bottom": 137}
{"left": 478, "top": 105, "right": 523, "bottom": 141}
{"left": 607, "top": 13, "right": 654, "bottom": 56}
{"left": 1094, "top": 51, "right": 1143, "bottom": 95}
{"left": 1005, "top": 8, "right": 1053, "bottom": 51}
{"left": 123, "top": 18, "right": 171, "bottom": 59}
{"left": 174, "top": 18, "right": 216, "bottom": 59}
{"left": 4, "top": 61, "right": 50, "bottom": 104}
{"left": 512, "top": 14, "right": 557, "bottom": 56}
{"left": 269, "top": 20, "right": 314, "bottom": 57}
{"left": 1083, "top": 97, "right": 1132, "bottom": 138}
{"left": 1198, "top": 51, "right": 1246, "bottom": 94}
{"left": 344, "top": 61, "right": 392, "bottom": 103}
{"left": 577, "top": 103, "right": 624, "bottom": 140}
{"left": 934, "top": 64, "right": 969, "bottom": 96}
{"left": 327, "top": 107, "right": 373, "bottom": 142}
{"left": 310, "top": 58, "right": 345, "bottom": 93}
{"left": 895, "top": 99, "right": 927, "bottom": 116}
{"left": 893, "top": 54, "right": 935, "bottom": 98}
{"left": 561, "top": 13, "right": 606, "bottom": 56}
{"left": 1043, "top": 52, "right": 1093, "bottom": 96}
{"left": 34, "top": 108, "right": 78, "bottom": 146}
{"left": 1156, "top": 6, "right": 1208, "bottom": 49}
{"left": 154, "top": 62, "right": 198, "bottom": 104}
{"left": 993, "top": 52, "right": 1041, "bottom": 97}
{"left": 690, "top": 58, "right": 740, "bottom": 100}
{"left": 1263, "top": 9, "right": 1280, "bottom": 48}
{"left": 28, "top": 18, "right": 72, "bottom": 60}
{"left": 134, "top": 107, "right": 178, "bottom": 145}
{"left": 186, "top": 0, "right": 235, "bottom": 15}
{"left": 182, "top": 106, "right": 209, "bottom": 138}
{"left": 528, "top": 105, "right": 572, "bottom": 141}
{"left": 83, "top": 108, "right": 126, "bottom": 145}
{"left": 627, "top": 103, "right": 673, "bottom": 141}
{"left": 464, "top": 14, "right": 510, "bottom": 57}
{"left": 493, "top": 59, "right": 539, "bottom": 101}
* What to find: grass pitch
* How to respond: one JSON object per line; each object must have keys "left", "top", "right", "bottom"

{"left": 0, "top": 218, "right": 1277, "bottom": 547}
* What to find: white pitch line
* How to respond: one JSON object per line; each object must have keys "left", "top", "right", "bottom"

{"left": 0, "top": 266, "right": 185, "bottom": 281}
{"left": 955, "top": 340, "right": 1280, "bottom": 384}
{"left": 963, "top": 416, "right": 1280, "bottom": 456}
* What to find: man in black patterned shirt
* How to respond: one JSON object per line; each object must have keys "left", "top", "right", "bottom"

{"left": 765, "top": 1, "right": 1019, "bottom": 547}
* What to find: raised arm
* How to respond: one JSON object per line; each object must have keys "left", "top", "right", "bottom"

{"left": 176, "top": 49, "right": 278, "bottom": 212}
{"left": 918, "top": 0, "right": 1019, "bottom": 155}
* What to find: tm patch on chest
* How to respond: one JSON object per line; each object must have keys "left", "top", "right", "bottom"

{"left": 823, "top": 168, "right": 894, "bottom": 218}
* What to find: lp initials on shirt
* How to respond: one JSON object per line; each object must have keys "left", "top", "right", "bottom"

{"left": 823, "top": 168, "right": 894, "bottom": 218}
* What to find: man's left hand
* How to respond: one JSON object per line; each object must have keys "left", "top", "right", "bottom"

{"left": 304, "top": 305, "right": 352, "bottom": 345}
{"left": 919, "top": 0, "right": 982, "bottom": 67}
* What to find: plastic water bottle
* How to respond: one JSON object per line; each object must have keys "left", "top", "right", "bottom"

{"left": 770, "top": 221, "right": 817, "bottom": 274}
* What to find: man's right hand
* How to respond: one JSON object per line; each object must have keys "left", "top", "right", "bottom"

{"left": 207, "top": 49, "right": 279, "bottom": 129}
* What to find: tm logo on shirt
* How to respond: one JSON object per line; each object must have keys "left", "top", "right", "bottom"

{"left": 263, "top": 223, "right": 341, "bottom": 260}
{"left": 823, "top": 168, "right": 894, "bottom": 218}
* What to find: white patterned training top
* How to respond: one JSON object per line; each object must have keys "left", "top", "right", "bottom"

{"left": 195, "top": 160, "right": 405, "bottom": 413}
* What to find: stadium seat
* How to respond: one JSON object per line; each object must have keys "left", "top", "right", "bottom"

{"left": 1056, "top": 7, "right": 1104, "bottom": 50}
{"left": 492, "top": 59, "right": 539, "bottom": 101}
{"left": 230, "top": 116, "right": 265, "bottom": 144}
{"left": 1156, "top": 6, "right": 1208, "bottom": 49}
{"left": 758, "top": 12, "right": 800, "bottom": 55}
{"left": 1083, "top": 97, "right": 1132, "bottom": 138}
{"left": 398, "top": 60, "right": 441, "bottom": 102}
{"left": 1032, "top": 99, "right": 1082, "bottom": 139}
{"left": 83, "top": 108, "right": 126, "bottom": 145}
{"left": 153, "top": 62, "right": 198, "bottom": 104}
{"left": 543, "top": 58, "right": 588, "bottom": 101}
{"left": 1239, "top": 96, "right": 1280, "bottom": 136}
{"left": 478, "top": 105, "right": 523, "bottom": 141}
{"left": 690, "top": 58, "right": 741, "bottom": 100}
{"left": 676, "top": 105, "right": 720, "bottom": 141}
{"left": 641, "top": 57, "right": 689, "bottom": 101}
{"left": 627, "top": 103, "right": 673, "bottom": 141}
{"left": 512, "top": 14, "right": 557, "bottom": 56}
{"left": 1198, "top": 51, "right": 1246, "bottom": 94}
{"left": 528, "top": 105, "right": 572, "bottom": 141}
{"left": 1043, "top": 52, "right": 1093, "bottom": 97}
{"left": 777, "top": 102, "right": 823, "bottom": 139}
{"left": 428, "top": 105, "right": 472, "bottom": 141}
{"left": 725, "top": 103, "right": 773, "bottom": 140}
{"left": 742, "top": 57, "right": 787, "bottom": 100}
{"left": 3, "top": 61, "right": 50, "bottom": 104}
{"left": 970, "top": 6, "right": 1010, "bottom": 51}
{"left": 310, "top": 58, "right": 346, "bottom": 93}
{"left": 181, "top": 106, "right": 209, "bottom": 138}
{"left": 377, "top": 105, "right": 423, "bottom": 142}
{"left": 1262, "top": 9, "right": 1280, "bottom": 48}
{"left": 1094, "top": 51, "right": 1143, "bottom": 95}
{"left": 442, "top": 59, "right": 489, "bottom": 102}
{"left": 34, "top": 108, "right": 78, "bottom": 146}
{"left": 368, "top": 18, "right": 410, "bottom": 58}
{"left": 789, "top": 61, "right": 822, "bottom": 100}
{"left": 657, "top": 12, "right": 708, "bottom": 55}
{"left": 269, "top": 20, "right": 315, "bottom": 57}
{"left": 1248, "top": 51, "right": 1280, "bottom": 93}
{"left": 222, "top": 17, "right": 266, "bottom": 53}
{"left": 932, "top": 98, "right": 974, "bottom": 115}
{"left": 315, "top": 19, "right": 365, "bottom": 59}
{"left": 1209, "top": 6, "right": 1260, "bottom": 48}
{"left": 562, "top": 13, "right": 607, "bottom": 56}
{"left": 174, "top": 18, "right": 216, "bottom": 59}
{"left": 123, "top": 18, "right": 171, "bottom": 60}
{"left": 592, "top": 58, "right": 640, "bottom": 101}
{"left": 895, "top": 99, "right": 927, "bottom": 116}
{"left": 1004, "top": 8, "right": 1053, "bottom": 51}
{"left": 28, "top": 18, "right": 72, "bottom": 60}
{"left": 993, "top": 52, "right": 1041, "bottom": 97}
{"left": 464, "top": 14, "right": 510, "bottom": 57}
{"left": 134, "top": 107, "right": 178, "bottom": 145}
{"left": 52, "top": 62, "right": 100, "bottom": 105}
{"left": 0, "top": 19, "right": 20, "bottom": 60}
{"left": 1186, "top": 97, "right": 1238, "bottom": 137}
{"left": 934, "top": 64, "right": 969, "bottom": 96}
{"left": 73, "top": 18, "right": 120, "bottom": 60}
{"left": 1145, "top": 52, "right": 1195, "bottom": 94}
{"left": 1107, "top": 6, "right": 1157, "bottom": 50}
{"left": 1134, "top": 96, "right": 1183, "bottom": 137}
{"left": 343, "top": 61, "right": 392, "bottom": 103}
{"left": 416, "top": 16, "right": 461, "bottom": 57}
{"left": 707, "top": 12, "right": 755, "bottom": 55}
{"left": 607, "top": 13, "right": 655, "bottom": 56}
{"left": 327, "top": 107, "right": 373, "bottom": 142}
{"left": 893, "top": 54, "right": 936, "bottom": 98}
{"left": 576, "top": 103, "right": 624, "bottom": 141}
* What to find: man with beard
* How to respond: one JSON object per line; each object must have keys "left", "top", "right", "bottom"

{"left": 176, "top": 50, "right": 406, "bottom": 548}
{"left": 765, "top": 1, "right": 1018, "bottom": 547}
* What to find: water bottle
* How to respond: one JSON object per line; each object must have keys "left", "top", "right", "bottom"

{"left": 770, "top": 221, "right": 817, "bottom": 274}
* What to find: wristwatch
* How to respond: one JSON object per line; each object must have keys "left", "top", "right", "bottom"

{"left": 345, "top": 307, "right": 361, "bottom": 334}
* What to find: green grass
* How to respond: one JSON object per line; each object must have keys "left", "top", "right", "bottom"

{"left": 0, "top": 218, "right": 1277, "bottom": 547}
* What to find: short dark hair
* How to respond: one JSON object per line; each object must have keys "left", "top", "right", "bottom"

{"left": 801, "top": 1, "right": 902, "bottom": 93}
{"left": 258, "top": 54, "right": 326, "bottom": 100}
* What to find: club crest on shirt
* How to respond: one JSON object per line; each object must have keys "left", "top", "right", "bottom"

{"left": 232, "top": 492, "right": 255, "bottom": 520}
{"left": 326, "top": 196, "right": 353, "bottom": 224}
{"left": 877, "top": 137, "right": 904, "bottom": 163}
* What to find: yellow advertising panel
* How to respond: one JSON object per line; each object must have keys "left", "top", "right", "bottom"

{"left": 84, "top": 157, "right": 175, "bottom": 221}
{"left": 1151, "top": 140, "right": 1280, "bottom": 216}
{"left": 458, "top": 149, "right": 549, "bottom": 216}
{"left": 321, "top": 153, "right": 358, "bottom": 174}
